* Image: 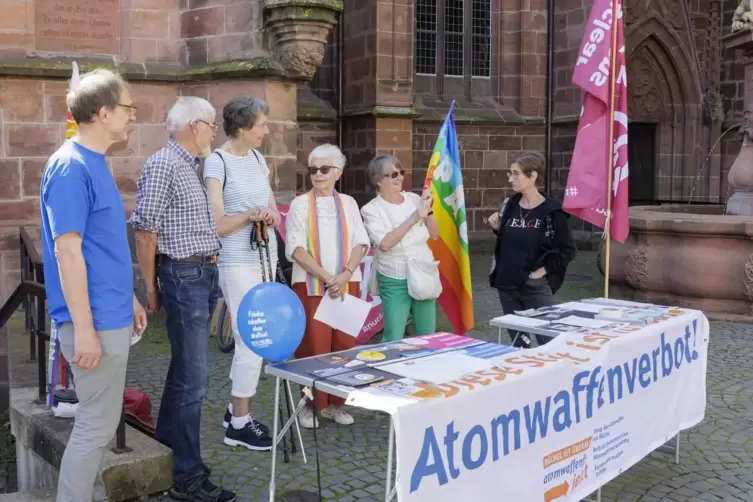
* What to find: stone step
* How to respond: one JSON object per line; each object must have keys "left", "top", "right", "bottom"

{"left": 10, "top": 387, "right": 172, "bottom": 502}
{"left": 0, "top": 489, "right": 54, "bottom": 501}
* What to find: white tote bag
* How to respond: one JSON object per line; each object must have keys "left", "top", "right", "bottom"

{"left": 406, "top": 256, "right": 442, "bottom": 300}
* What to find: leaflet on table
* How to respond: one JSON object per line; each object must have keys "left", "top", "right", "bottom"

{"left": 307, "top": 338, "right": 520, "bottom": 397}
{"left": 332, "top": 333, "right": 484, "bottom": 367}
{"left": 380, "top": 352, "right": 494, "bottom": 384}
{"left": 325, "top": 367, "right": 398, "bottom": 387}
{"left": 541, "top": 322, "right": 631, "bottom": 336}
{"left": 582, "top": 297, "right": 675, "bottom": 309}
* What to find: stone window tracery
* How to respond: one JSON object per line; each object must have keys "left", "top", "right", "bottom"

{"left": 414, "top": 0, "right": 492, "bottom": 78}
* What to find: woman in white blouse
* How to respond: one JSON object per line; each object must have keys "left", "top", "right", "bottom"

{"left": 360, "top": 155, "right": 439, "bottom": 342}
{"left": 285, "top": 144, "right": 370, "bottom": 429}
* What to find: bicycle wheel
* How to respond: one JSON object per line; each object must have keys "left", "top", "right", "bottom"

{"left": 216, "top": 301, "right": 235, "bottom": 353}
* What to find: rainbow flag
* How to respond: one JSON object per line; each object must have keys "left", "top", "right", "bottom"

{"left": 65, "top": 62, "right": 80, "bottom": 139}
{"left": 423, "top": 101, "right": 474, "bottom": 334}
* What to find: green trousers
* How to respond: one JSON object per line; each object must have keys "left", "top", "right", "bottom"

{"left": 377, "top": 272, "right": 436, "bottom": 342}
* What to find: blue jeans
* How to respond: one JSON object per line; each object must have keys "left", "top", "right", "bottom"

{"left": 155, "top": 261, "right": 219, "bottom": 489}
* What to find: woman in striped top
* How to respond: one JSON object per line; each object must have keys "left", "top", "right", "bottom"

{"left": 286, "top": 144, "right": 370, "bottom": 429}
{"left": 204, "top": 96, "right": 280, "bottom": 452}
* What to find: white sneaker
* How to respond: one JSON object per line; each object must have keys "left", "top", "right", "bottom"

{"left": 298, "top": 407, "right": 319, "bottom": 429}
{"left": 321, "top": 405, "right": 354, "bottom": 425}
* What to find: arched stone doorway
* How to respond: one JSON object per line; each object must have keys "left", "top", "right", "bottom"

{"left": 624, "top": 4, "right": 704, "bottom": 203}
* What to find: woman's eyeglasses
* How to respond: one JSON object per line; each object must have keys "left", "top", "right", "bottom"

{"left": 308, "top": 165, "right": 335, "bottom": 176}
{"left": 385, "top": 170, "right": 405, "bottom": 179}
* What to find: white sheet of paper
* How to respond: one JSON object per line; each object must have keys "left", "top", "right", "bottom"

{"left": 314, "top": 292, "right": 372, "bottom": 337}
{"left": 555, "top": 301, "right": 604, "bottom": 314}
{"left": 382, "top": 352, "right": 491, "bottom": 384}
{"left": 557, "top": 315, "right": 613, "bottom": 329}
{"left": 491, "top": 314, "right": 551, "bottom": 328}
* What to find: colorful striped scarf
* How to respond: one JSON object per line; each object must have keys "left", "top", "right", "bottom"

{"left": 306, "top": 189, "right": 350, "bottom": 296}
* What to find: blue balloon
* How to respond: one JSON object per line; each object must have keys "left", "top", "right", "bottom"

{"left": 236, "top": 282, "right": 306, "bottom": 362}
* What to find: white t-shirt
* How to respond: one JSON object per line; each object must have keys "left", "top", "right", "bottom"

{"left": 285, "top": 192, "right": 371, "bottom": 285}
{"left": 360, "top": 192, "right": 434, "bottom": 280}
{"left": 202, "top": 148, "right": 278, "bottom": 265}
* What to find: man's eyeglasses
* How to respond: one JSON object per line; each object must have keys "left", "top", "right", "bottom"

{"left": 119, "top": 103, "right": 137, "bottom": 115}
{"left": 197, "top": 119, "right": 218, "bottom": 131}
{"left": 308, "top": 165, "right": 336, "bottom": 176}
{"left": 385, "top": 170, "right": 405, "bottom": 179}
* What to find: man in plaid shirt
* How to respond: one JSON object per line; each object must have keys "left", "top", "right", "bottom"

{"left": 132, "top": 97, "right": 235, "bottom": 502}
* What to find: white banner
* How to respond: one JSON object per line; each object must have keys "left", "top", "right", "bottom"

{"left": 392, "top": 311, "right": 709, "bottom": 502}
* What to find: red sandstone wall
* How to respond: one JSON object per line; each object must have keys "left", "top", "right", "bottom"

{"left": 0, "top": 0, "right": 299, "bottom": 302}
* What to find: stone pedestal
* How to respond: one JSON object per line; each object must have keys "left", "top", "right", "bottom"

{"left": 723, "top": 29, "right": 753, "bottom": 216}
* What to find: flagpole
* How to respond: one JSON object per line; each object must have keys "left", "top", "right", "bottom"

{"left": 603, "top": 0, "right": 620, "bottom": 299}
{"left": 423, "top": 101, "right": 456, "bottom": 191}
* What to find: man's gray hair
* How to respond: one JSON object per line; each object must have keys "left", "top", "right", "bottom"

{"left": 166, "top": 96, "right": 216, "bottom": 136}
{"left": 368, "top": 155, "right": 400, "bottom": 186}
{"left": 308, "top": 144, "right": 346, "bottom": 169}
{"left": 223, "top": 96, "right": 268, "bottom": 138}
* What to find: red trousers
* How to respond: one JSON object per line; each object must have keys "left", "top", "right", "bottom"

{"left": 293, "top": 282, "right": 361, "bottom": 408}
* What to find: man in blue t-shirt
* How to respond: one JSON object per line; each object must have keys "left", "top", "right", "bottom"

{"left": 40, "top": 69, "right": 147, "bottom": 502}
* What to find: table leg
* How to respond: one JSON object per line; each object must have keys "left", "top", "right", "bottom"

{"left": 511, "top": 332, "right": 520, "bottom": 347}
{"left": 385, "top": 418, "right": 395, "bottom": 502}
{"left": 497, "top": 327, "right": 502, "bottom": 345}
{"left": 269, "top": 376, "right": 281, "bottom": 502}
{"left": 286, "top": 380, "right": 308, "bottom": 464}
{"left": 674, "top": 433, "right": 680, "bottom": 464}
{"left": 585, "top": 487, "right": 601, "bottom": 501}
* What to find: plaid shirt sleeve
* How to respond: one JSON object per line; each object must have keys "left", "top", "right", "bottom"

{"left": 131, "top": 153, "right": 175, "bottom": 233}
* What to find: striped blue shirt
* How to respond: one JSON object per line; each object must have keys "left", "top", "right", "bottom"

{"left": 203, "top": 148, "right": 277, "bottom": 265}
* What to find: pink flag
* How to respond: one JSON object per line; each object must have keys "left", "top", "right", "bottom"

{"left": 562, "top": 0, "right": 629, "bottom": 243}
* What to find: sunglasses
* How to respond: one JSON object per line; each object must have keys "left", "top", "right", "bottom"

{"left": 385, "top": 170, "right": 405, "bottom": 179}
{"left": 308, "top": 165, "right": 336, "bottom": 176}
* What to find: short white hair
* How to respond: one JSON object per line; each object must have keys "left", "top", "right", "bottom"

{"left": 166, "top": 96, "right": 216, "bottom": 136}
{"left": 308, "top": 144, "right": 346, "bottom": 169}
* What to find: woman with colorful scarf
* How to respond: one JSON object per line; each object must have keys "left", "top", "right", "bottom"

{"left": 285, "top": 144, "right": 370, "bottom": 429}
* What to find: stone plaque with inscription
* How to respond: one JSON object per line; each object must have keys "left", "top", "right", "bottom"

{"left": 35, "top": 0, "right": 120, "bottom": 54}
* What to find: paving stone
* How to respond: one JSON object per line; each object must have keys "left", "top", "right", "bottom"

{"left": 130, "top": 251, "right": 753, "bottom": 501}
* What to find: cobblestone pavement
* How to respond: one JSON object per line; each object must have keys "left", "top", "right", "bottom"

{"left": 130, "top": 249, "right": 753, "bottom": 502}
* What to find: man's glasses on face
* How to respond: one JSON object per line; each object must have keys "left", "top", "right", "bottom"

{"left": 196, "top": 119, "right": 218, "bottom": 131}
{"left": 118, "top": 103, "right": 137, "bottom": 118}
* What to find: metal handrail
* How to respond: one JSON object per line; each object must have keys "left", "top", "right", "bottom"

{"left": 13, "top": 227, "right": 129, "bottom": 453}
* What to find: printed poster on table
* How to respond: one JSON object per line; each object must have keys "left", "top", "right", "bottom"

{"left": 390, "top": 311, "right": 709, "bottom": 502}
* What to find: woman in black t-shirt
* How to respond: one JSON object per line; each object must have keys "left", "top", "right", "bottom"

{"left": 486, "top": 151, "right": 576, "bottom": 348}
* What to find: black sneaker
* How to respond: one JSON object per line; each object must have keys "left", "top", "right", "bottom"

{"left": 168, "top": 479, "right": 236, "bottom": 502}
{"left": 223, "top": 421, "right": 273, "bottom": 451}
{"left": 222, "top": 407, "right": 270, "bottom": 435}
